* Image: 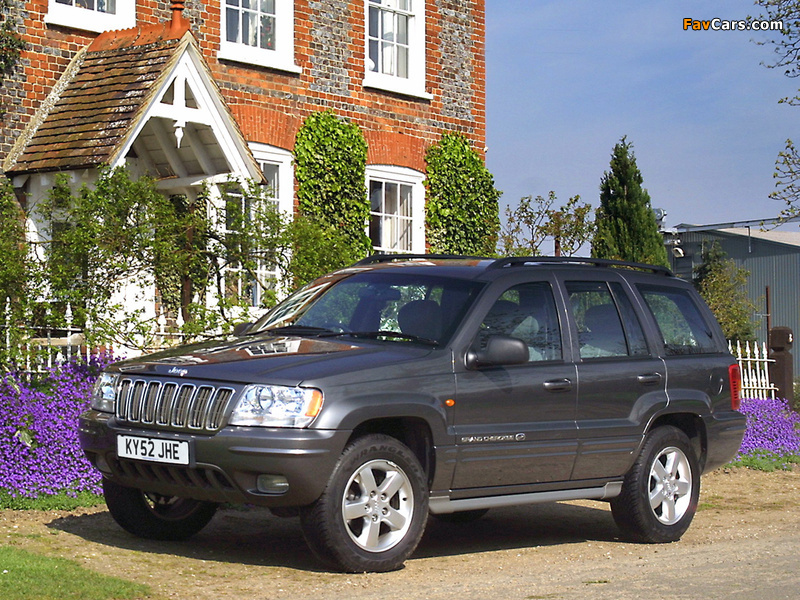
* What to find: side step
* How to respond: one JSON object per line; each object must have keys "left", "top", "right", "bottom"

{"left": 428, "top": 482, "right": 622, "bottom": 514}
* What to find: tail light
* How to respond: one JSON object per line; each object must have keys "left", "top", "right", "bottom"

{"left": 728, "top": 364, "right": 742, "bottom": 411}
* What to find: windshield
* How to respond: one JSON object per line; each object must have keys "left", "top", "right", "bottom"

{"left": 252, "top": 271, "right": 483, "bottom": 346}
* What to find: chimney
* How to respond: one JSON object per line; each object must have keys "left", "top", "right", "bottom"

{"left": 171, "top": 1, "right": 186, "bottom": 34}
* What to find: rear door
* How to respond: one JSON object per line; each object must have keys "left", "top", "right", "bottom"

{"left": 560, "top": 274, "right": 669, "bottom": 481}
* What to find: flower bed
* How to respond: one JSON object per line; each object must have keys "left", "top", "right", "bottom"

{"left": 732, "top": 397, "right": 800, "bottom": 470}
{"left": 0, "top": 357, "right": 111, "bottom": 499}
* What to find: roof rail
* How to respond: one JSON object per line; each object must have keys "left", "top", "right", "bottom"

{"left": 487, "top": 256, "right": 674, "bottom": 277}
{"left": 353, "top": 253, "right": 489, "bottom": 266}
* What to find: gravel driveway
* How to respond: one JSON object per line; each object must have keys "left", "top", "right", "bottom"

{"left": 2, "top": 468, "right": 798, "bottom": 600}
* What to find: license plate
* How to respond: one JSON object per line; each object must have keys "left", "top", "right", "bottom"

{"left": 117, "top": 435, "right": 190, "bottom": 465}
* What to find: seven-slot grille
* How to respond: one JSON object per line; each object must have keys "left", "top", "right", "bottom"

{"left": 115, "top": 378, "right": 235, "bottom": 433}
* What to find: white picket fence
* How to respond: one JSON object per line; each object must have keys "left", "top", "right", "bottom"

{"left": 729, "top": 340, "right": 778, "bottom": 400}
{"left": 1, "top": 299, "right": 184, "bottom": 376}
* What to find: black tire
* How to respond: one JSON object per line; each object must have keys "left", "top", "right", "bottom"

{"left": 611, "top": 426, "right": 700, "bottom": 543}
{"left": 103, "top": 478, "right": 218, "bottom": 541}
{"left": 430, "top": 508, "right": 489, "bottom": 524}
{"left": 300, "top": 434, "right": 428, "bottom": 573}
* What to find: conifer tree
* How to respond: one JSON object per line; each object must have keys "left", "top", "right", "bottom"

{"left": 591, "top": 137, "right": 669, "bottom": 267}
{"left": 693, "top": 241, "right": 755, "bottom": 342}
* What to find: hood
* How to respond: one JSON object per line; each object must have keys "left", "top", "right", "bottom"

{"left": 109, "top": 333, "right": 433, "bottom": 386}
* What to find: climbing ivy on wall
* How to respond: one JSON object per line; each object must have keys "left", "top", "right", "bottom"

{"left": 0, "top": 0, "right": 24, "bottom": 75}
{"left": 424, "top": 132, "right": 501, "bottom": 256}
{"left": 293, "top": 110, "right": 372, "bottom": 257}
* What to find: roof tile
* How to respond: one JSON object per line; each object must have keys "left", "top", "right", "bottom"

{"left": 8, "top": 34, "right": 185, "bottom": 175}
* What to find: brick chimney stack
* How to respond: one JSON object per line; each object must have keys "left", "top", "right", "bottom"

{"left": 171, "top": 1, "right": 186, "bottom": 33}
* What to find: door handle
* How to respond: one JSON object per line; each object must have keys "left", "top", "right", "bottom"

{"left": 637, "top": 373, "right": 663, "bottom": 385}
{"left": 543, "top": 378, "right": 573, "bottom": 392}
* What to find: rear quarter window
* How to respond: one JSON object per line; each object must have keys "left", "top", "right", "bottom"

{"left": 637, "top": 284, "right": 719, "bottom": 355}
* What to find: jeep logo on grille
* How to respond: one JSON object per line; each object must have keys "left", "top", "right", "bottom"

{"left": 167, "top": 367, "right": 188, "bottom": 377}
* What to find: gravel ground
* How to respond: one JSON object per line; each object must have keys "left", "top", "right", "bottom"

{"left": 2, "top": 467, "right": 799, "bottom": 600}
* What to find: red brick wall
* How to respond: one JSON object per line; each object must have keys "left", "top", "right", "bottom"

{"left": 1, "top": 0, "right": 486, "bottom": 174}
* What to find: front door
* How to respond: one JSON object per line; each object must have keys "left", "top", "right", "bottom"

{"left": 451, "top": 279, "right": 578, "bottom": 491}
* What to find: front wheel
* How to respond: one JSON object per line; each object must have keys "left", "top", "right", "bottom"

{"left": 300, "top": 434, "right": 428, "bottom": 572}
{"left": 103, "top": 478, "right": 218, "bottom": 541}
{"left": 611, "top": 426, "right": 700, "bottom": 543}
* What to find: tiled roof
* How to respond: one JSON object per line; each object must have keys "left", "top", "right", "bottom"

{"left": 7, "top": 18, "right": 191, "bottom": 175}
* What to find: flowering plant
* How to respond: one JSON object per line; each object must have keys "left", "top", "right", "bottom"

{"left": 0, "top": 356, "right": 112, "bottom": 499}
{"left": 733, "top": 397, "right": 800, "bottom": 470}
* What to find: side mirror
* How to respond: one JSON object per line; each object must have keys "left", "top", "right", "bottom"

{"left": 232, "top": 322, "right": 253, "bottom": 336}
{"left": 467, "top": 335, "right": 529, "bottom": 369}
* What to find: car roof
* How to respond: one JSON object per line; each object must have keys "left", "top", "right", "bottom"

{"left": 349, "top": 254, "right": 676, "bottom": 282}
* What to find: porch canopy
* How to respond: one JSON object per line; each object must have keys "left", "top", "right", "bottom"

{"left": 4, "top": 6, "right": 264, "bottom": 193}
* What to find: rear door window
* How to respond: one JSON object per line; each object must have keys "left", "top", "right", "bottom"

{"left": 565, "top": 281, "right": 649, "bottom": 359}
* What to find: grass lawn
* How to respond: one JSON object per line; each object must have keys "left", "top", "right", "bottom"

{"left": 0, "top": 546, "right": 150, "bottom": 600}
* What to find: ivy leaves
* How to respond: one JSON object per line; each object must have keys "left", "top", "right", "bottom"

{"left": 0, "top": 0, "right": 23, "bottom": 75}
{"left": 294, "top": 110, "right": 372, "bottom": 257}
{"left": 424, "top": 132, "right": 500, "bottom": 256}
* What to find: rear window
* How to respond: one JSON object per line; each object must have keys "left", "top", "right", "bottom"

{"left": 637, "top": 284, "right": 718, "bottom": 355}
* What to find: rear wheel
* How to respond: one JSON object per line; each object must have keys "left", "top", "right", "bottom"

{"left": 300, "top": 434, "right": 428, "bottom": 572}
{"left": 103, "top": 478, "right": 218, "bottom": 541}
{"left": 611, "top": 426, "right": 700, "bottom": 543}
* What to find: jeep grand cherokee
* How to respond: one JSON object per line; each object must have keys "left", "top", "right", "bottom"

{"left": 78, "top": 255, "right": 746, "bottom": 572}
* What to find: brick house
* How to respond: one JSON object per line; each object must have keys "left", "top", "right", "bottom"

{"left": 0, "top": 0, "right": 486, "bottom": 346}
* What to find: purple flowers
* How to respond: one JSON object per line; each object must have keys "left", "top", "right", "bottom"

{"left": 736, "top": 397, "right": 800, "bottom": 461}
{"left": 0, "top": 357, "right": 112, "bottom": 498}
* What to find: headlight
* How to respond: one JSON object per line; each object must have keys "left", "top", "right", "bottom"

{"left": 91, "top": 373, "right": 119, "bottom": 413}
{"left": 229, "top": 385, "right": 323, "bottom": 428}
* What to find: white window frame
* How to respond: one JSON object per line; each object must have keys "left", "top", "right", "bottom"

{"left": 218, "top": 0, "right": 301, "bottom": 74}
{"left": 219, "top": 144, "right": 294, "bottom": 307}
{"left": 363, "top": 0, "right": 431, "bottom": 99}
{"left": 249, "top": 143, "right": 294, "bottom": 216}
{"left": 44, "top": 0, "right": 135, "bottom": 33}
{"left": 366, "top": 165, "right": 425, "bottom": 254}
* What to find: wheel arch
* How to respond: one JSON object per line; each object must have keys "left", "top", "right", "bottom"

{"left": 646, "top": 412, "right": 708, "bottom": 471}
{"left": 347, "top": 417, "right": 436, "bottom": 486}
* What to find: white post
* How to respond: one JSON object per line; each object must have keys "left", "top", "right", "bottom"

{"left": 65, "top": 303, "right": 73, "bottom": 362}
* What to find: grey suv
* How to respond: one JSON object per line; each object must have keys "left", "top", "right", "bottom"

{"left": 78, "top": 255, "right": 746, "bottom": 572}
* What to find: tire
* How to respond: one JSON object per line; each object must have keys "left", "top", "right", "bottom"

{"left": 611, "top": 426, "right": 700, "bottom": 543}
{"left": 431, "top": 508, "right": 489, "bottom": 524}
{"left": 103, "top": 478, "right": 218, "bottom": 541}
{"left": 300, "top": 434, "right": 428, "bottom": 573}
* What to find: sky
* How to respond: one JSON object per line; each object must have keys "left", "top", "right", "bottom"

{"left": 484, "top": 0, "right": 798, "bottom": 242}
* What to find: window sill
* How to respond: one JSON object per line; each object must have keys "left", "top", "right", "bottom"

{"left": 363, "top": 74, "right": 433, "bottom": 101}
{"left": 44, "top": 3, "right": 135, "bottom": 33}
{"left": 218, "top": 44, "right": 302, "bottom": 74}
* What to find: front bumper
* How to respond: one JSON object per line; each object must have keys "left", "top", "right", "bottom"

{"left": 78, "top": 410, "right": 350, "bottom": 507}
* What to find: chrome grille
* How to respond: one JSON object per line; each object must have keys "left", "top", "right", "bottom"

{"left": 116, "top": 377, "right": 234, "bottom": 433}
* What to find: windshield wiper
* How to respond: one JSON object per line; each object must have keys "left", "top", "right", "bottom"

{"left": 263, "top": 325, "right": 335, "bottom": 336}
{"left": 320, "top": 330, "right": 439, "bottom": 346}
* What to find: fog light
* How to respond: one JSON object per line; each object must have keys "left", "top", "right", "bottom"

{"left": 256, "top": 474, "right": 289, "bottom": 495}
